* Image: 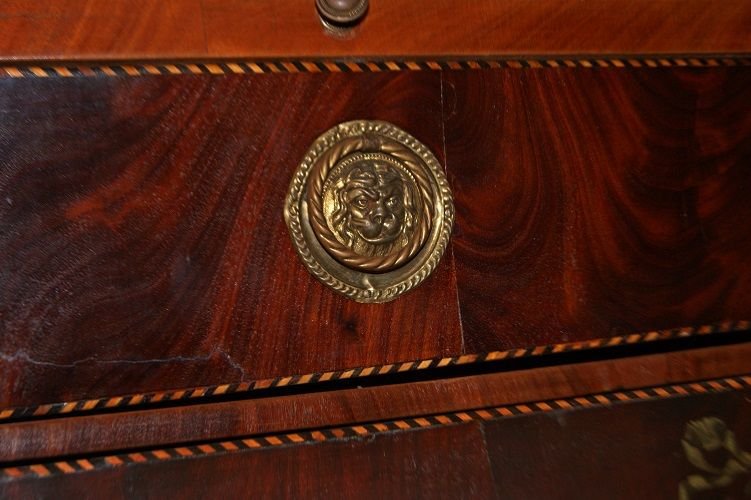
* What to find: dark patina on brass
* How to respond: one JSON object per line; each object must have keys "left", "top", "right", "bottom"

{"left": 285, "top": 120, "right": 454, "bottom": 303}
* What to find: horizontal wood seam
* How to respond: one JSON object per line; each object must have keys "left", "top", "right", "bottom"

{"left": 0, "top": 320, "right": 747, "bottom": 423}
{"left": 1, "top": 373, "right": 748, "bottom": 481}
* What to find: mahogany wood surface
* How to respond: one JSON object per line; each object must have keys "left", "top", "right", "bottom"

{"left": 0, "top": 0, "right": 206, "bottom": 61}
{"left": 482, "top": 388, "right": 751, "bottom": 499}
{"left": 1, "top": 423, "right": 496, "bottom": 499}
{"left": 0, "top": 71, "right": 461, "bottom": 410}
{"left": 2, "top": 387, "right": 749, "bottom": 499}
{"left": 2, "top": 67, "right": 751, "bottom": 411}
{"left": 2, "top": 343, "right": 750, "bottom": 462}
{"left": 1, "top": 3, "right": 750, "bottom": 497}
{"left": 1, "top": 0, "right": 750, "bottom": 60}
{"left": 445, "top": 67, "right": 751, "bottom": 351}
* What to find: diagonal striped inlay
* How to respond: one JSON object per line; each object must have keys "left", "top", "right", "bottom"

{"left": 1, "top": 374, "right": 748, "bottom": 481}
{"left": 0, "top": 320, "right": 747, "bottom": 423}
{"left": 0, "top": 56, "right": 749, "bottom": 79}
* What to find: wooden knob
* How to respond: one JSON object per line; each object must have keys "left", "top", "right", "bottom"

{"left": 316, "top": 0, "right": 369, "bottom": 28}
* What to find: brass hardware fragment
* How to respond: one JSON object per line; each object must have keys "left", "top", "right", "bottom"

{"left": 679, "top": 416, "right": 751, "bottom": 499}
{"left": 284, "top": 120, "right": 454, "bottom": 303}
{"left": 316, "top": 0, "right": 369, "bottom": 30}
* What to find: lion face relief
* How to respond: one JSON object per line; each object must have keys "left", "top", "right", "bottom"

{"left": 329, "top": 162, "right": 417, "bottom": 256}
{"left": 287, "top": 120, "right": 453, "bottom": 301}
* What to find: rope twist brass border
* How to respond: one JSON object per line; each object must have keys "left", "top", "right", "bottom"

{"left": 284, "top": 120, "right": 454, "bottom": 302}
{"left": 306, "top": 136, "right": 434, "bottom": 272}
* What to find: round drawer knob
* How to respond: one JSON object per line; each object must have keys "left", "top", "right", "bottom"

{"left": 316, "top": 0, "right": 369, "bottom": 28}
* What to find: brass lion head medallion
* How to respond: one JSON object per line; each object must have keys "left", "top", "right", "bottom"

{"left": 284, "top": 120, "right": 454, "bottom": 303}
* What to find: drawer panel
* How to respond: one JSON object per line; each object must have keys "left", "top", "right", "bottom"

{"left": 0, "top": 59, "right": 750, "bottom": 412}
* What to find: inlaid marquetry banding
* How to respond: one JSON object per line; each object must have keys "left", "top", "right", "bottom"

{"left": 0, "top": 56, "right": 748, "bottom": 78}
{"left": 0, "top": 320, "right": 747, "bottom": 423}
{"left": 2, "top": 374, "right": 749, "bottom": 482}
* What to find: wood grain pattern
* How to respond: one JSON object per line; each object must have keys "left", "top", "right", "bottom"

{"left": 2, "top": 66, "right": 751, "bottom": 413}
{"left": 0, "top": 71, "right": 461, "bottom": 409}
{"left": 0, "top": 0, "right": 206, "bottom": 60}
{"left": 445, "top": 67, "right": 751, "bottom": 351}
{"left": 3, "top": 343, "right": 750, "bottom": 462}
{"left": 1, "top": 0, "right": 750, "bottom": 60}
{"left": 203, "top": 0, "right": 751, "bottom": 58}
{"left": 3, "top": 387, "right": 749, "bottom": 499}
{"left": 2, "top": 321, "right": 743, "bottom": 424}
{"left": 484, "top": 388, "right": 751, "bottom": 499}
{"left": 0, "top": 423, "right": 496, "bottom": 499}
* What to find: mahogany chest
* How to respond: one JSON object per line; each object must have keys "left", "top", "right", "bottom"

{"left": 1, "top": 1, "right": 750, "bottom": 498}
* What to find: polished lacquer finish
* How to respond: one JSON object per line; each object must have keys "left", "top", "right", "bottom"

{"left": 445, "top": 67, "right": 751, "bottom": 351}
{"left": 0, "top": 71, "right": 459, "bottom": 410}
{"left": 1, "top": 1, "right": 750, "bottom": 496}
{"left": 3, "top": 377, "right": 749, "bottom": 499}
{"left": 1, "top": 0, "right": 750, "bottom": 59}
{"left": 1, "top": 65, "right": 750, "bottom": 412}
{"left": 2, "top": 343, "right": 749, "bottom": 462}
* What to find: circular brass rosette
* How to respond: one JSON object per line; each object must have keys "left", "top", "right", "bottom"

{"left": 284, "top": 120, "right": 454, "bottom": 303}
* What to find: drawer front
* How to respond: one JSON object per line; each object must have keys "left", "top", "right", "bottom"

{"left": 1, "top": 58, "right": 750, "bottom": 413}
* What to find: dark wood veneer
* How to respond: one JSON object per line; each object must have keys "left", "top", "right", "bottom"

{"left": 483, "top": 389, "right": 751, "bottom": 499}
{"left": 3, "top": 387, "right": 749, "bottom": 499}
{"left": 0, "top": 71, "right": 460, "bottom": 409}
{"left": 446, "top": 67, "right": 751, "bottom": 351}
{"left": 1, "top": 0, "right": 750, "bottom": 59}
{"left": 2, "top": 343, "right": 749, "bottom": 462}
{"left": 1, "top": 423, "right": 497, "bottom": 499}
{"left": 1, "top": 66, "right": 751, "bottom": 411}
{"left": 2, "top": 1, "right": 750, "bottom": 495}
